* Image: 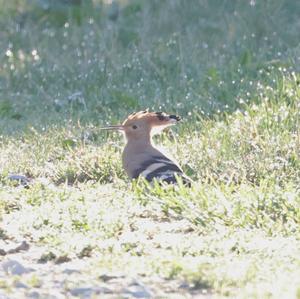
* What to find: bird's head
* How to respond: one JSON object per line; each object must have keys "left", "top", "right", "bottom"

{"left": 101, "top": 110, "right": 181, "bottom": 141}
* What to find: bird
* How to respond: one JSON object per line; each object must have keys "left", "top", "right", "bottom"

{"left": 100, "top": 110, "right": 191, "bottom": 185}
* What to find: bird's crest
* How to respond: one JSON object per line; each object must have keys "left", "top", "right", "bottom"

{"left": 123, "top": 110, "right": 181, "bottom": 125}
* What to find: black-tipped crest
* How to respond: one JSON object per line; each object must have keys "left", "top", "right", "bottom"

{"left": 101, "top": 110, "right": 181, "bottom": 133}
{"left": 154, "top": 112, "right": 181, "bottom": 122}
{"left": 169, "top": 114, "right": 181, "bottom": 121}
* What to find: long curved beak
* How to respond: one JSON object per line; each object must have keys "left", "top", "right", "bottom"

{"left": 99, "top": 125, "right": 124, "bottom": 131}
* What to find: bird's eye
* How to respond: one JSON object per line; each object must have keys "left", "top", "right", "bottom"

{"left": 132, "top": 125, "right": 138, "bottom": 129}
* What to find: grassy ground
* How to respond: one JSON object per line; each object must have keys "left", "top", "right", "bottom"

{"left": 1, "top": 0, "right": 300, "bottom": 298}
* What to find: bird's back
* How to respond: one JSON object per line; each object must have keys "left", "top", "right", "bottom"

{"left": 122, "top": 143, "right": 190, "bottom": 185}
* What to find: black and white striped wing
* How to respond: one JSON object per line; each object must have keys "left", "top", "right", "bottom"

{"left": 132, "top": 156, "right": 189, "bottom": 184}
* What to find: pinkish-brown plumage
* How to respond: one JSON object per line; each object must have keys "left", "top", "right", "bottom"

{"left": 101, "top": 110, "right": 190, "bottom": 185}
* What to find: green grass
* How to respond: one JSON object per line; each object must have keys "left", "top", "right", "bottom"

{"left": 1, "top": 0, "right": 300, "bottom": 298}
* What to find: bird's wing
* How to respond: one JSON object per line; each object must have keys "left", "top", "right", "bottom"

{"left": 131, "top": 152, "right": 193, "bottom": 185}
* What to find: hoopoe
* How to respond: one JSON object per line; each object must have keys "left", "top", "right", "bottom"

{"left": 101, "top": 110, "right": 191, "bottom": 185}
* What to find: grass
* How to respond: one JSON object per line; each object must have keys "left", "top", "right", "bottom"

{"left": 1, "top": 0, "right": 300, "bottom": 298}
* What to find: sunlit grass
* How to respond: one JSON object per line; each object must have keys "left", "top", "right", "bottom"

{"left": 1, "top": 71, "right": 300, "bottom": 298}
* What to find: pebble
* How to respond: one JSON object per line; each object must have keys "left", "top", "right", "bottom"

{"left": 0, "top": 240, "right": 30, "bottom": 256}
{"left": 27, "top": 291, "right": 40, "bottom": 299}
{"left": 8, "top": 174, "right": 30, "bottom": 186}
{"left": 69, "top": 287, "right": 93, "bottom": 298}
{"left": 14, "top": 281, "right": 28, "bottom": 289}
{"left": 7, "top": 241, "right": 30, "bottom": 254}
{"left": 27, "top": 291, "right": 63, "bottom": 299}
{"left": 62, "top": 268, "right": 81, "bottom": 275}
{"left": 1, "top": 259, "right": 33, "bottom": 275}
{"left": 99, "top": 273, "right": 124, "bottom": 282}
{"left": 54, "top": 255, "right": 71, "bottom": 264}
{"left": 179, "top": 281, "right": 190, "bottom": 289}
{"left": 123, "top": 281, "right": 153, "bottom": 298}
{"left": 70, "top": 286, "right": 113, "bottom": 297}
